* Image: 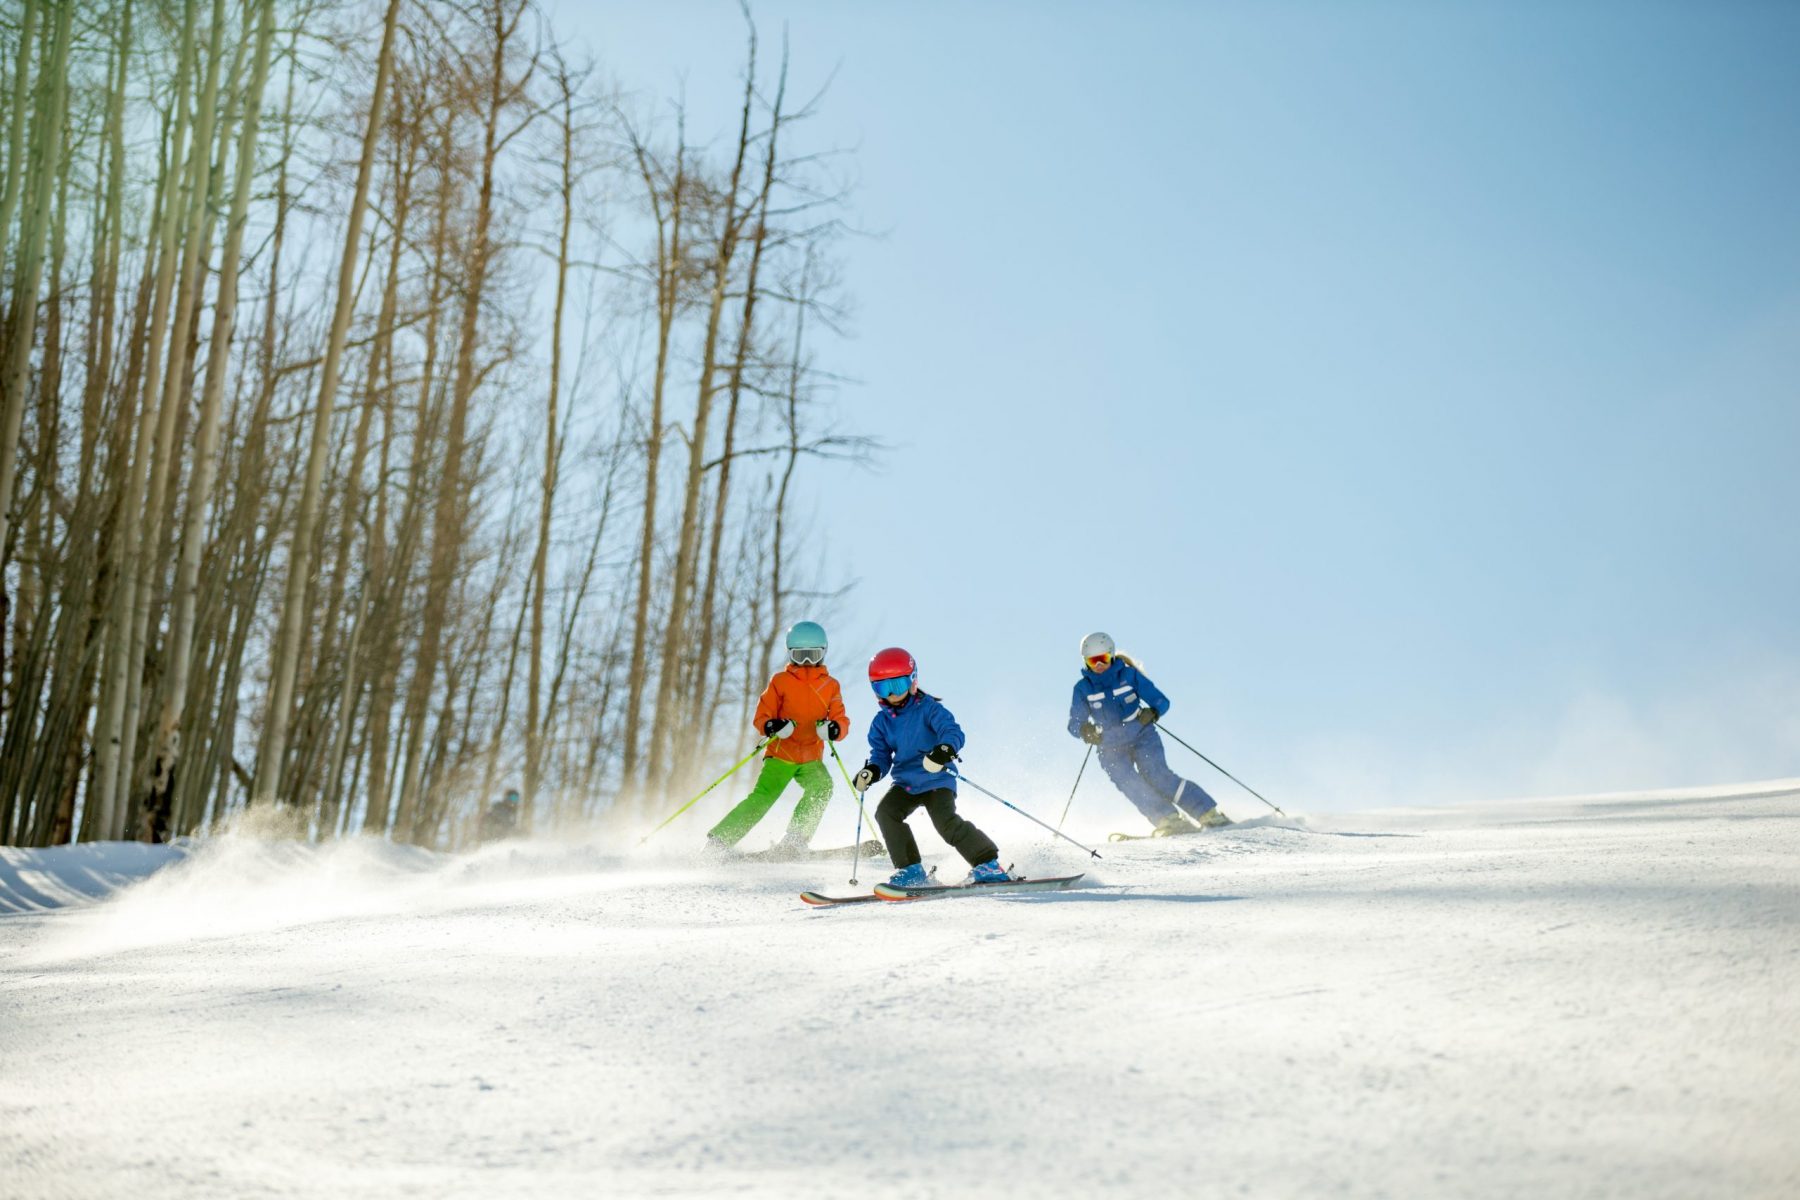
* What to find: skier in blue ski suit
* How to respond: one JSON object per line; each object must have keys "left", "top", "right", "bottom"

{"left": 1068, "top": 633, "right": 1225, "bottom": 833}
{"left": 854, "top": 646, "right": 1007, "bottom": 886}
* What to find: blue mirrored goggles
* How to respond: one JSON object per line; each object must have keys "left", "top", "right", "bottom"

{"left": 871, "top": 674, "right": 913, "bottom": 700}
{"left": 788, "top": 645, "right": 825, "bottom": 666}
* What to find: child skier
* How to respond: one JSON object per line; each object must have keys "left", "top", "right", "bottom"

{"left": 706, "top": 621, "right": 850, "bottom": 857}
{"left": 852, "top": 647, "right": 1009, "bottom": 887}
{"left": 1068, "top": 631, "right": 1231, "bottom": 835}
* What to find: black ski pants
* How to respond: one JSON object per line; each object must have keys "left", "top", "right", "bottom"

{"left": 875, "top": 786, "right": 997, "bottom": 869}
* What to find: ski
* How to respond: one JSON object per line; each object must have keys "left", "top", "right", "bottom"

{"left": 799, "top": 862, "right": 932, "bottom": 907}
{"left": 1107, "top": 828, "right": 1213, "bottom": 842}
{"left": 1108, "top": 815, "right": 1233, "bottom": 842}
{"left": 798, "top": 890, "right": 884, "bottom": 907}
{"left": 872, "top": 873, "right": 1085, "bottom": 902}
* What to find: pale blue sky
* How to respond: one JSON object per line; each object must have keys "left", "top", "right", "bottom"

{"left": 554, "top": 0, "right": 1799, "bottom": 814}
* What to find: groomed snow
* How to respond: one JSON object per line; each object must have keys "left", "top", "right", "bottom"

{"left": 3, "top": 782, "right": 1797, "bottom": 1198}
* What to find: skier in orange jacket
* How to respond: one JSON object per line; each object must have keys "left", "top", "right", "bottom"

{"left": 706, "top": 621, "right": 850, "bottom": 856}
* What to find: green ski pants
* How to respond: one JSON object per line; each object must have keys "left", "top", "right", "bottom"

{"left": 706, "top": 757, "right": 833, "bottom": 847}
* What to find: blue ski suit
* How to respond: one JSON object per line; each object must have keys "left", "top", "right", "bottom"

{"left": 1068, "top": 659, "right": 1217, "bottom": 825}
{"left": 867, "top": 693, "right": 966, "bottom": 795}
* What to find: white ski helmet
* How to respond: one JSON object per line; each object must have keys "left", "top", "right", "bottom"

{"left": 1080, "top": 631, "right": 1115, "bottom": 663}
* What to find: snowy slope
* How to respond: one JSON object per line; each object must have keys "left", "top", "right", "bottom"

{"left": 3, "top": 782, "right": 1797, "bottom": 1199}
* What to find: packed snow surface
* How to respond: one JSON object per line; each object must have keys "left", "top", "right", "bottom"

{"left": 3, "top": 782, "right": 1798, "bottom": 1198}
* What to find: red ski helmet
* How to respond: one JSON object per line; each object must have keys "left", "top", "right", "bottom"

{"left": 868, "top": 646, "right": 918, "bottom": 703}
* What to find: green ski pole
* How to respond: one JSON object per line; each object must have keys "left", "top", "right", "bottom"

{"left": 637, "top": 737, "right": 771, "bottom": 847}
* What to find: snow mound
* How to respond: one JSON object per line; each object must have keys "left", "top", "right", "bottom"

{"left": 22, "top": 834, "right": 671, "bottom": 963}
{"left": 0, "top": 841, "right": 190, "bottom": 914}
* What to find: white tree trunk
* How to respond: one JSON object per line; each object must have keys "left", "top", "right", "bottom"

{"left": 90, "top": 0, "right": 201, "bottom": 840}
{"left": 0, "top": 0, "right": 62, "bottom": 579}
{"left": 254, "top": 0, "right": 403, "bottom": 808}
{"left": 149, "top": 0, "right": 277, "bottom": 822}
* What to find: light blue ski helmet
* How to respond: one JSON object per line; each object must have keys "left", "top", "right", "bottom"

{"left": 785, "top": 620, "right": 827, "bottom": 665}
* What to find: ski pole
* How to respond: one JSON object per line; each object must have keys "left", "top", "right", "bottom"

{"left": 827, "top": 738, "right": 884, "bottom": 844}
{"left": 1156, "top": 725, "right": 1286, "bottom": 816}
{"left": 637, "top": 737, "right": 770, "bottom": 847}
{"left": 953, "top": 769, "right": 1102, "bottom": 860}
{"left": 827, "top": 739, "right": 886, "bottom": 884}
{"left": 1056, "top": 745, "right": 1093, "bottom": 834}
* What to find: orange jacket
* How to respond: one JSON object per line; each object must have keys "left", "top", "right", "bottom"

{"left": 754, "top": 664, "right": 850, "bottom": 764}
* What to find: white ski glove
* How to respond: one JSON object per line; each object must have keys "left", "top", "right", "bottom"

{"left": 852, "top": 765, "right": 880, "bottom": 793}
{"left": 762, "top": 719, "right": 796, "bottom": 740}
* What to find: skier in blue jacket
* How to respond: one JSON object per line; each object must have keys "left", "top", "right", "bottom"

{"left": 852, "top": 646, "right": 1009, "bottom": 887}
{"left": 1069, "top": 632, "right": 1230, "bottom": 835}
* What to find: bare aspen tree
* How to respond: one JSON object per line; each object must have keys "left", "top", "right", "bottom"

{"left": 525, "top": 50, "right": 580, "bottom": 814}
{"left": 50, "top": 0, "right": 135, "bottom": 846}
{"left": 91, "top": 0, "right": 201, "bottom": 838}
{"left": 393, "top": 0, "right": 536, "bottom": 842}
{"left": 80, "top": 0, "right": 134, "bottom": 501}
{"left": 768, "top": 251, "right": 815, "bottom": 665}
{"left": 648, "top": 30, "right": 758, "bottom": 787}
{"left": 693, "top": 48, "right": 787, "bottom": 749}
{"left": 255, "top": 0, "right": 403, "bottom": 808}
{"left": 0, "top": 0, "right": 38, "bottom": 297}
{"left": 0, "top": 0, "right": 68, "bottom": 587}
{"left": 365, "top": 94, "right": 460, "bottom": 837}
{"left": 322, "top": 67, "right": 421, "bottom": 835}
{"left": 120, "top": 0, "right": 231, "bottom": 837}
{"left": 147, "top": 0, "right": 277, "bottom": 832}
{"left": 621, "top": 115, "right": 687, "bottom": 795}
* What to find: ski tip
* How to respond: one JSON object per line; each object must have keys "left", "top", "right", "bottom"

{"left": 800, "top": 890, "right": 883, "bottom": 906}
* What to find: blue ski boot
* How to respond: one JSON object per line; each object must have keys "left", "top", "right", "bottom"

{"left": 969, "top": 859, "right": 1010, "bottom": 883}
{"left": 885, "top": 863, "right": 930, "bottom": 889}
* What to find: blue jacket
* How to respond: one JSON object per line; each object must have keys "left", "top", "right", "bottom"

{"left": 867, "top": 693, "right": 966, "bottom": 794}
{"left": 1068, "top": 659, "right": 1170, "bottom": 749}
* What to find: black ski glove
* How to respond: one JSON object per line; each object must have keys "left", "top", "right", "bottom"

{"left": 1135, "top": 707, "right": 1159, "bottom": 726}
{"left": 820, "top": 719, "right": 842, "bottom": 741}
{"left": 922, "top": 743, "right": 957, "bottom": 773}
{"left": 853, "top": 763, "right": 883, "bottom": 793}
{"left": 763, "top": 718, "right": 795, "bottom": 739}
{"left": 1080, "top": 721, "right": 1104, "bottom": 746}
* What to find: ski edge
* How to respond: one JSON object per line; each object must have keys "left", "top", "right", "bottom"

{"left": 871, "top": 874, "right": 1085, "bottom": 902}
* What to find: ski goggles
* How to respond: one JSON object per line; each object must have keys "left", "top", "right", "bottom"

{"left": 1085, "top": 653, "right": 1113, "bottom": 672}
{"left": 871, "top": 674, "right": 913, "bottom": 700}
{"left": 788, "top": 645, "right": 825, "bottom": 666}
